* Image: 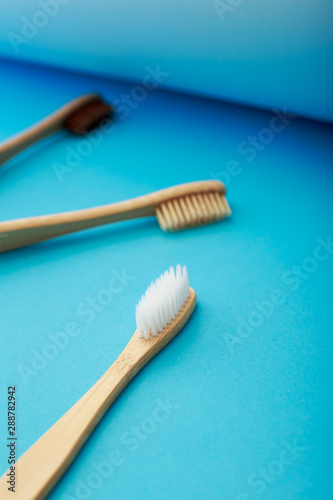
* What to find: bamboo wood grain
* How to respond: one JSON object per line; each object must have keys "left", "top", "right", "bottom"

{"left": 0, "top": 180, "right": 225, "bottom": 253}
{"left": 0, "top": 288, "right": 196, "bottom": 500}
{"left": 0, "top": 94, "right": 99, "bottom": 168}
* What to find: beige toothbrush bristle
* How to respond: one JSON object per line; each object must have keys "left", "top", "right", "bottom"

{"left": 156, "top": 191, "right": 231, "bottom": 231}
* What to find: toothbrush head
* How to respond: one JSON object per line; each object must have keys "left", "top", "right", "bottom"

{"left": 64, "top": 95, "right": 114, "bottom": 134}
{"left": 135, "top": 265, "right": 196, "bottom": 341}
{"left": 155, "top": 182, "right": 231, "bottom": 232}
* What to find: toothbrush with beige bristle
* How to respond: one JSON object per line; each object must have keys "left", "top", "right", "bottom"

{"left": 0, "top": 265, "right": 196, "bottom": 500}
{"left": 0, "top": 180, "right": 230, "bottom": 253}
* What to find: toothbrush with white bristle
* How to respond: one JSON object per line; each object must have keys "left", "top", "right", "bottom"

{"left": 0, "top": 266, "right": 197, "bottom": 500}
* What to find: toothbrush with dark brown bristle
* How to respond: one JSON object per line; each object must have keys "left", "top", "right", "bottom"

{"left": 0, "top": 93, "right": 114, "bottom": 169}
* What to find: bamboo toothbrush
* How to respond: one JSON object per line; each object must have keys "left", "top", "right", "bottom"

{"left": 0, "top": 265, "right": 196, "bottom": 500}
{"left": 0, "top": 93, "right": 113, "bottom": 169}
{"left": 0, "top": 180, "right": 230, "bottom": 252}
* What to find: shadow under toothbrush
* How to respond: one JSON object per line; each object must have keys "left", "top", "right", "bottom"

{"left": 0, "top": 210, "right": 235, "bottom": 266}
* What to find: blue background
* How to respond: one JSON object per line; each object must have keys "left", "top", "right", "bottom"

{"left": 0, "top": 57, "right": 332, "bottom": 499}
{"left": 0, "top": 0, "right": 333, "bottom": 122}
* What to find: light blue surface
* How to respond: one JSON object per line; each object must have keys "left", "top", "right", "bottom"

{"left": 0, "top": 0, "right": 332, "bottom": 122}
{"left": 0, "top": 58, "right": 332, "bottom": 499}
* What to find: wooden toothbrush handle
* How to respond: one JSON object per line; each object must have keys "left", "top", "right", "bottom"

{"left": 0, "top": 354, "right": 134, "bottom": 500}
{"left": 0, "top": 201, "right": 155, "bottom": 253}
{"left": 0, "top": 94, "right": 99, "bottom": 168}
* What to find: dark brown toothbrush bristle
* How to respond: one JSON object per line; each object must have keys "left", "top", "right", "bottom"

{"left": 64, "top": 97, "right": 114, "bottom": 134}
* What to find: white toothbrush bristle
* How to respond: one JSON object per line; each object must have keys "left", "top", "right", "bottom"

{"left": 136, "top": 265, "right": 190, "bottom": 340}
